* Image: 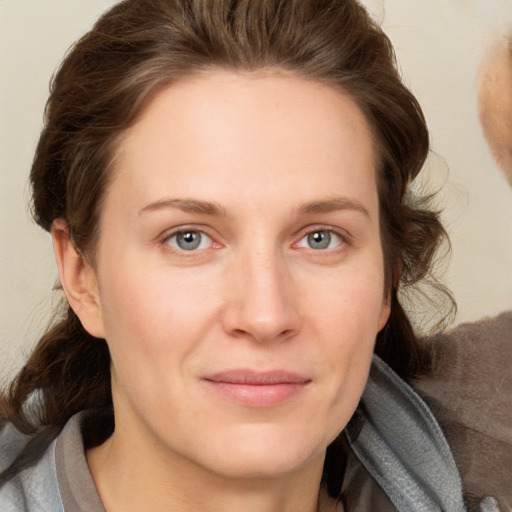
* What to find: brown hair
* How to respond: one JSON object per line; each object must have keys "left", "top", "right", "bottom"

{"left": 1, "top": 0, "right": 453, "bottom": 494}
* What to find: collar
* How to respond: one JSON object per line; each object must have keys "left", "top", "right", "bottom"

{"left": 346, "top": 355, "right": 466, "bottom": 512}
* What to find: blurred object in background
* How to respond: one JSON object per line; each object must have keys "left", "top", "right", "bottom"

{"left": 478, "top": 33, "right": 512, "bottom": 187}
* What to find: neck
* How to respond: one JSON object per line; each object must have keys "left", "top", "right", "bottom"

{"left": 87, "top": 428, "right": 332, "bottom": 512}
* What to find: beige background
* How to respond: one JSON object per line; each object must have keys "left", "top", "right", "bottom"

{"left": 1, "top": 0, "right": 512, "bottom": 379}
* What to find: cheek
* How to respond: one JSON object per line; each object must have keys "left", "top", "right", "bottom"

{"left": 305, "top": 257, "right": 387, "bottom": 336}
{"left": 304, "top": 262, "right": 386, "bottom": 419}
{"left": 96, "top": 262, "right": 220, "bottom": 366}
{"left": 96, "top": 266, "right": 222, "bottom": 423}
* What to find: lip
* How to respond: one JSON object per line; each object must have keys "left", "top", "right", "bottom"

{"left": 202, "top": 370, "right": 311, "bottom": 407}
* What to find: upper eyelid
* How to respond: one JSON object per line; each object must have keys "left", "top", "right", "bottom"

{"left": 294, "top": 224, "right": 350, "bottom": 240}
{"left": 160, "top": 224, "right": 216, "bottom": 241}
{"left": 165, "top": 229, "right": 213, "bottom": 241}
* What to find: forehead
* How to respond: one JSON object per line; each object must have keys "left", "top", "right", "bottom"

{"left": 111, "top": 70, "right": 378, "bottom": 214}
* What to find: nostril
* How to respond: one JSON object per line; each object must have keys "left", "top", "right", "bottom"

{"left": 227, "top": 325, "right": 297, "bottom": 344}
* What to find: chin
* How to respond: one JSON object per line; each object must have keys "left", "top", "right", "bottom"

{"left": 197, "top": 423, "right": 329, "bottom": 480}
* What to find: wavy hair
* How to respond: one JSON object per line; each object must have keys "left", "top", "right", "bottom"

{"left": 0, "top": 0, "right": 454, "bottom": 495}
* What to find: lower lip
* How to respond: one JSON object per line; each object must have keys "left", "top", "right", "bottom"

{"left": 203, "top": 381, "right": 309, "bottom": 407}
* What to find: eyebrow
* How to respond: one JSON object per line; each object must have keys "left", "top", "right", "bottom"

{"left": 138, "top": 196, "right": 370, "bottom": 219}
{"left": 298, "top": 197, "right": 370, "bottom": 218}
{"left": 138, "top": 198, "right": 227, "bottom": 217}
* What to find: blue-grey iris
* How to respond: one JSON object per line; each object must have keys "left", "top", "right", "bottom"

{"left": 307, "top": 231, "right": 331, "bottom": 249}
{"left": 177, "top": 231, "right": 202, "bottom": 250}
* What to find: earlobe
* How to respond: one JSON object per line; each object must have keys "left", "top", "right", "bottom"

{"left": 51, "top": 219, "right": 105, "bottom": 338}
{"left": 378, "top": 291, "right": 392, "bottom": 332}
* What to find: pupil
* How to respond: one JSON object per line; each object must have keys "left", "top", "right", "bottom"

{"left": 178, "top": 231, "right": 201, "bottom": 250}
{"left": 308, "top": 231, "right": 330, "bottom": 249}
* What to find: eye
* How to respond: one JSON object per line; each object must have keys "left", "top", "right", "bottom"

{"left": 166, "top": 230, "right": 213, "bottom": 251}
{"left": 298, "top": 230, "right": 344, "bottom": 250}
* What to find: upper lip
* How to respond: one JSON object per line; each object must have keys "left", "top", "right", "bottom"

{"left": 203, "top": 370, "right": 311, "bottom": 385}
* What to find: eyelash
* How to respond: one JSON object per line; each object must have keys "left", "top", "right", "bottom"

{"left": 161, "top": 226, "right": 217, "bottom": 254}
{"left": 160, "top": 225, "right": 349, "bottom": 254}
{"left": 294, "top": 225, "right": 348, "bottom": 252}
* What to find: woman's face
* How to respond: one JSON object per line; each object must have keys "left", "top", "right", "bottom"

{"left": 84, "top": 70, "right": 390, "bottom": 479}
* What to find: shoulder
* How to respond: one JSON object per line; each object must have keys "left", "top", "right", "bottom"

{"left": 0, "top": 408, "right": 114, "bottom": 512}
{"left": 0, "top": 422, "right": 30, "bottom": 472}
{"left": 0, "top": 422, "right": 64, "bottom": 512}
{"left": 414, "top": 311, "right": 512, "bottom": 511}
{"left": 415, "top": 311, "right": 512, "bottom": 437}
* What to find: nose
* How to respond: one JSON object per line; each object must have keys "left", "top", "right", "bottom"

{"left": 221, "top": 248, "right": 301, "bottom": 344}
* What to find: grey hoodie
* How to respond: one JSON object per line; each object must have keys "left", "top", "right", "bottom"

{"left": 0, "top": 350, "right": 499, "bottom": 512}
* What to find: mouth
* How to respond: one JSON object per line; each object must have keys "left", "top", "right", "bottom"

{"left": 202, "top": 370, "right": 311, "bottom": 407}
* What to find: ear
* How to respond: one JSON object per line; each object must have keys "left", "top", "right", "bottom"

{"left": 378, "top": 292, "right": 391, "bottom": 332}
{"left": 377, "top": 260, "right": 400, "bottom": 331}
{"left": 51, "top": 219, "right": 105, "bottom": 338}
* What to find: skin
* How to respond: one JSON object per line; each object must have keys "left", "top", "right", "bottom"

{"left": 52, "top": 70, "right": 390, "bottom": 512}
{"left": 478, "top": 36, "right": 512, "bottom": 186}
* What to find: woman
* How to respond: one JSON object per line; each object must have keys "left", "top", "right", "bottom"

{"left": 0, "top": 0, "right": 495, "bottom": 510}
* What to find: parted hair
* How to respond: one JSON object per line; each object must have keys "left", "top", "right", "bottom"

{"left": 0, "top": 0, "right": 453, "bottom": 495}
